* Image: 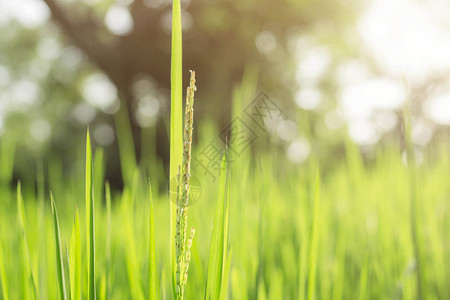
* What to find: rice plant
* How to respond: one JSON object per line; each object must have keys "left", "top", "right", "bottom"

{"left": 50, "top": 193, "right": 67, "bottom": 300}
{"left": 174, "top": 70, "right": 197, "bottom": 300}
{"left": 0, "top": 0, "right": 449, "bottom": 299}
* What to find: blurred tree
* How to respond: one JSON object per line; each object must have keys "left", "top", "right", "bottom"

{"left": 0, "top": 0, "right": 448, "bottom": 188}
{"left": 41, "top": 0, "right": 353, "bottom": 108}
{"left": 0, "top": 0, "right": 360, "bottom": 184}
{"left": 41, "top": 0, "right": 354, "bottom": 131}
{"left": 33, "top": 0, "right": 356, "bottom": 174}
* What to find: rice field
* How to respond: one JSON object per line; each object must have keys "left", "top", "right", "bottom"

{"left": 0, "top": 0, "right": 450, "bottom": 299}
{"left": 1, "top": 106, "right": 449, "bottom": 300}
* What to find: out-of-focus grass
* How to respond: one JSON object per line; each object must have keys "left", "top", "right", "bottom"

{"left": 0, "top": 108, "right": 449, "bottom": 299}
{"left": 0, "top": 1, "right": 449, "bottom": 299}
{"left": 50, "top": 193, "right": 67, "bottom": 300}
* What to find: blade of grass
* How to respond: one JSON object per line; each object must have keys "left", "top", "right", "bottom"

{"left": 0, "top": 232, "right": 9, "bottom": 300}
{"left": 149, "top": 181, "right": 157, "bottom": 300}
{"left": 85, "top": 129, "right": 96, "bottom": 300}
{"left": 70, "top": 208, "right": 81, "bottom": 300}
{"left": 161, "top": 269, "right": 166, "bottom": 300}
{"left": 403, "top": 107, "right": 427, "bottom": 299}
{"left": 113, "top": 101, "right": 137, "bottom": 187}
{"left": 105, "top": 182, "right": 112, "bottom": 300}
{"left": 218, "top": 249, "right": 232, "bottom": 300}
{"left": 297, "top": 216, "right": 308, "bottom": 300}
{"left": 17, "top": 181, "right": 39, "bottom": 300}
{"left": 65, "top": 245, "right": 70, "bottom": 300}
{"left": 170, "top": 0, "right": 183, "bottom": 296}
{"left": 306, "top": 169, "right": 321, "bottom": 300}
{"left": 122, "top": 179, "right": 145, "bottom": 300}
{"left": 0, "top": 137, "right": 14, "bottom": 182}
{"left": 51, "top": 193, "right": 67, "bottom": 300}
{"left": 205, "top": 153, "right": 230, "bottom": 300}
{"left": 358, "top": 255, "right": 369, "bottom": 300}
{"left": 36, "top": 160, "right": 47, "bottom": 299}
{"left": 94, "top": 148, "right": 105, "bottom": 206}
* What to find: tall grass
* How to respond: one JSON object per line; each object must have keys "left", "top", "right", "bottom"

{"left": 205, "top": 154, "right": 231, "bottom": 300}
{"left": 0, "top": 0, "right": 449, "bottom": 299}
{"left": 149, "top": 182, "right": 157, "bottom": 300}
{"left": 85, "top": 129, "right": 96, "bottom": 300}
{"left": 17, "top": 181, "right": 39, "bottom": 300}
{"left": 69, "top": 208, "right": 81, "bottom": 300}
{"left": 50, "top": 193, "right": 67, "bottom": 300}
{"left": 169, "top": 0, "right": 183, "bottom": 294}
{"left": 0, "top": 113, "right": 448, "bottom": 299}
{"left": 0, "top": 224, "right": 9, "bottom": 300}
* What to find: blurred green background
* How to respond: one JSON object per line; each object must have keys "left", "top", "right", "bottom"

{"left": 1, "top": 1, "right": 450, "bottom": 299}
{"left": 0, "top": 0, "right": 449, "bottom": 185}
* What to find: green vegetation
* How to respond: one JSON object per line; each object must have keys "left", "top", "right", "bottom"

{"left": 1, "top": 111, "right": 448, "bottom": 299}
{"left": 0, "top": 1, "right": 449, "bottom": 300}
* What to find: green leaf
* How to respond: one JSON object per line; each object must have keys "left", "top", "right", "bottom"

{"left": 17, "top": 181, "right": 39, "bottom": 300}
{"left": 105, "top": 182, "right": 112, "bottom": 300}
{"left": 94, "top": 148, "right": 105, "bottom": 206}
{"left": 205, "top": 154, "right": 231, "bottom": 300}
{"left": 0, "top": 232, "right": 9, "bottom": 300}
{"left": 218, "top": 249, "right": 232, "bottom": 300}
{"left": 307, "top": 169, "right": 321, "bottom": 300}
{"left": 85, "top": 128, "right": 96, "bottom": 300}
{"left": 0, "top": 137, "right": 14, "bottom": 185}
{"left": 149, "top": 181, "right": 157, "bottom": 300}
{"left": 169, "top": 0, "right": 183, "bottom": 296}
{"left": 51, "top": 193, "right": 67, "bottom": 300}
{"left": 70, "top": 208, "right": 81, "bottom": 300}
{"left": 113, "top": 102, "right": 137, "bottom": 187}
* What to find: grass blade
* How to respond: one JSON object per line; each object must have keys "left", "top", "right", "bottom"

{"left": 70, "top": 208, "right": 81, "bottom": 300}
{"left": 169, "top": 0, "right": 183, "bottom": 296}
{"left": 205, "top": 154, "right": 230, "bottom": 300}
{"left": 218, "top": 249, "right": 232, "bottom": 300}
{"left": 161, "top": 269, "right": 166, "bottom": 300}
{"left": 306, "top": 169, "right": 321, "bottom": 300}
{"left": 85, "top": 129, "right": 96, "bottom": 300}
{"left": 94, "top": 148, "right": 105, "bottom": 206}
{"left": 17, "top": 181, "right": 39, "bottom": 300}
{"left": 65, "top": 245, "right": 70, "bottom": 300}
{"left": 122, "top": 184, "right": 145, "bottom": 300}
{"left": 51, "top": 193, "right": 67, "bottom": 300}
{"left": 403, "top": 108, "right": 427, "bottom": 299}
{"left": 0, "top": 232, "right": 9, "bottom": 300}
{"left": 113, "top": 103, "right": 137, "bottom": 187}
{"left": 105, "top": 182, "right": 112, "bottom": 300}
{"left": 0, "top": 137, "right": 14, "bottom": 182}
{"left": 149, "top": 181, "right": 157, "bottom": 300}
{"left": 358, "top": 256, "right": 369, "bottom": 300}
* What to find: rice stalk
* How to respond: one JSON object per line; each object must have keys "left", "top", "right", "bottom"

{"left": 175, "top": 70, "right": 196, "bottom": 300}
{"left": 85, "top": 129, "right": 96, "bottom": 300}
{"left": 306, "top": 169, "right": 321, "bottom": 300}
{"left": 0, "top": 138, "right": 14, "bottom": 205}
{"left": 149, "top": 181, "right": 157, "bottom": 300}
{"left": 0, "top": 230, "right": 9, "bottom": 300}
{"left": 17, "top": 181, "right": 39, "bottom": 300}
{"left": 65, "top": 245, "right": 70, "bottom": 300}
{"left": 114, "top": 101, "right": 137, "bottom": 187}
{"left": 105, "top": 182, "right": 112, "bottom": 300}
{"left": 70, "top": 208, "right": 81, "bottom": 300}
{"left": 403, "top": 108, "right": 427, "bottom": 299}
{"left": 50, "top": 192, "right": 67, "bottom": 300}
{"left": 169, "top": 0, "right": 183, "bottom": 294}
{"left": 205, "top": 153, "right": 231, "bottom": 300}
